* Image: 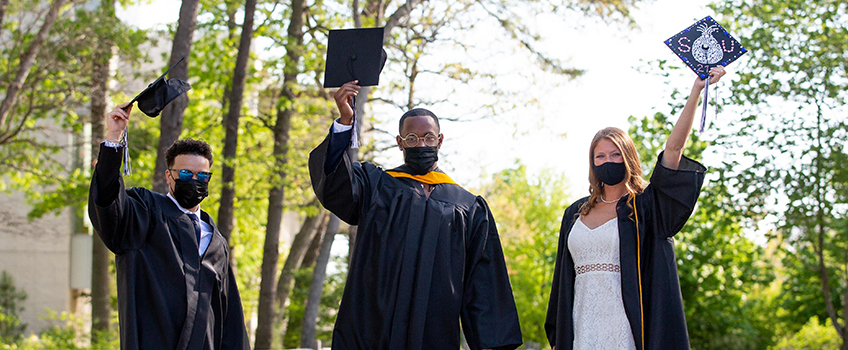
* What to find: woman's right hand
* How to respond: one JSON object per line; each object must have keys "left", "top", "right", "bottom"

{"left": 333, "top": 80, "right": 360, "bottom": 125}
{"left": 692, "top": 66, "right": 727, "bottom": 92}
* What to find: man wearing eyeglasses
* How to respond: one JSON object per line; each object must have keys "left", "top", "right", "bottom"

{"left": 309, "top": 81, "right": 523, "bottom": 350}
{"left": 88, "top": 102, "right": 249, "bottom": 350}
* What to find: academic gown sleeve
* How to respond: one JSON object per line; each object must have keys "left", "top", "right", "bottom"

{"left": 220, "top": 266, "right": 250, "bottom": 350}
{"left": 645, "top": 151, "right": 707, "bottom": 238}
{"left": 460, "top": 197, "right": 523, "bottom": 350}
{"left": 88, "top": 143, "right": 152, "bottom": 254}
{"left": 308, "top": 127, "right": 369, "bottom": 225}
{"left": 640, "top": 152, "right": 705, "bottom": 350}
{"left": 544, "top": 200, "right": 584, "bottom": 348}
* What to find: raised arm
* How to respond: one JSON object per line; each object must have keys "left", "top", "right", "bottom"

{"left": 662, "top": 66, "right": 727, "bottom": 169}
{"left": 88, "top": 103, "right": 152, "bottom": 253}
{"left": 308, "top": 80, "right": 369, "bottom": 225}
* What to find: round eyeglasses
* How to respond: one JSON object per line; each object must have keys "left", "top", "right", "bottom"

{"left": 400, "top": 133, "right": 440, "bottom": 148}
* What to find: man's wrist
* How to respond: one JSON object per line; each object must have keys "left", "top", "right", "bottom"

{"left": 338, "top": 116, "right": 353, "bottom": 126}
{"left": 105, "top": 131, "right": 123, "bottom": 142}
{"left": 332, "top": 119, "right": 354, "bottom": 133}
{"left": 103, "top": 140, "right": 123, "bottom": 148}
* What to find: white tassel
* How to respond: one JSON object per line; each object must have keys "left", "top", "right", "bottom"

{"left": 699, "top": 75, "right": 711, "bottom": 133}
{"left": 350, "top": 97, "right": 360, "bottom": 149}
{"left": 121, "top": 128, "right": 132, "bottom": 176}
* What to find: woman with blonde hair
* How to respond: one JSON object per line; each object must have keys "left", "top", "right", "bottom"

{"left": 545, "top": 66, "right": 727, "bottom": 350}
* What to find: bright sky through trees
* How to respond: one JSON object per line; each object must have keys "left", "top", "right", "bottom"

{"left": 117, "top": 0, "right": 718, "bottom": 197}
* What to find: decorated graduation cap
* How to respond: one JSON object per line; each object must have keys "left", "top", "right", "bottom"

{"left": 324, "top": 27, "right": 387, "bottom": 148}
{"left": 665, "top": 16, "right": 746, "bottom": 132}
{"left": 117, "top": 57, "right": 192, "bottom": 175}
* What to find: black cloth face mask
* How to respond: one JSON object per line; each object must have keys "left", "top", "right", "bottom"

{"left": 594, "top": 161, "right": 627, "bottom": 186}
{"left": 172, "top": 178, "right": 208, "bottom": 209}
{"left": 403, "top": 146, "right": 438, "bottom": 175}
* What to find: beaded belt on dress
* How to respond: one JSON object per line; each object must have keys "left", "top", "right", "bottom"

{"left": 575, "top": 263, "right": 621, "bottom": 275}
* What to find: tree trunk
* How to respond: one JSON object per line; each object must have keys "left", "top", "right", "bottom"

{"left": 253, "top": 184, "right": 288, "bottom": 350}
{"left": 89, "top": 0, "right": 115, "bottom": 342}
{"left": 217, "top": 0, "right": 257, "bottom": 274}
{"left": 844, "top": 283, "right": 848, "bottom": 350}
{"left": 300, "top": 214, "right": 340, "bottom": 349}
{"left": 274, "top": 210, "right": 325, "bottom": 338}
{"left": 301, "top": 215, "right": 326, "bottom": 269}
{"left": 152, "top": 0, "right": 199, "bottom": 194}
{"left": 811, "top": 107, "right": 845, "bottom": 342}
{"left": 0, "top": 0, "right": 67, "bottom": 132}
{"left": 382, "top": 0, "right": 424, "bottom": 43}
{"left": 843, "top": 260, "right": 848, "bottom": 350}
{"left": 344, "top": 0, "right": 412, "bottom": 263}
{"left": 91, "top": 232, "right": 112, "bottom": 339}
{"left": 0, "top": 0, "right": 9, "bottom": 37}
{"left": 841, "top": 246, "right": 848, "bottom": 349}
{"left": 275, "top": 209, "right": 325, "bottom": 311}
{"left": 816, "top": 221, "right": 842, "bottom": 339}
{"left": 253, "top": 0, "right": 305, "bottom": 347}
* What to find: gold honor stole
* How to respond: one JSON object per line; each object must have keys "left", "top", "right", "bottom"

{"left": 386, "top": 170, "right": 458, "bottom": 186}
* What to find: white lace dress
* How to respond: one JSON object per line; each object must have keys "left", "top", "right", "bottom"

{"left": 568, "top": 217, "right": 637, "bottom": 350}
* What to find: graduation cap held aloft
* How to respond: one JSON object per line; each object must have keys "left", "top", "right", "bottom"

{"left": 324, "top": 27, "right": 387, "bottom": 148}
{"left": 125, "top": 56, "right": 192, "bottom": 117}
{"left": 117, "top": 57, "right": 192, "bottom": 175}
{"left": 665, "top": 16, "right": 746, "bottom": 132}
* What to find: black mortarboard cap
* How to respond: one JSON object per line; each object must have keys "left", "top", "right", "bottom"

{"left": 323, "top": 27, "right": 387, "bottom": 88}
{"left": 664, "top": 16, "right": 747, "bottom": 80}
{"left": 126, "top": 56, "right": 192, "bottom": 117}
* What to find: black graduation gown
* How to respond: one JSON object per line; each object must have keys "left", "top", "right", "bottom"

{"left": 88, "top": 144, "right": 249, "bottom": 350}
{"left": 545, "top": 152, "right": 706, "bottom": 350}
{"left": 308, "top": 128, "right": 523, "bottom": 350}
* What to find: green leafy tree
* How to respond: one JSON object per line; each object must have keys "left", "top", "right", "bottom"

{"left": 0, "top": 0, "right": 137, "bottom": 191}
{"left": 281, "top": 258, "right": 347, "bottom": 349}
{"left": 0, "top": 1, "right": 144, "bottom": 342}
{"left": 773, "top": 317, "right": 842, "bottom": 350}
{"left": 710, "top": 1, "right": 848, "bottom": 347}
{"left": 0, "top": 271, "right": 26, "bottom": 344}
{"left": 629, "top": 110, "right": 775, "bottom": 349}
{"left": 479, "top": 164, "right": 570, "bottom": 348}
{"left": 154, "top": 2, "right": 343, "bottom": 347}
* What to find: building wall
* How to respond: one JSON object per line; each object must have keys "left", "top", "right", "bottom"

{"left": 0, "top": 189, "right": 72, "bottom": 335}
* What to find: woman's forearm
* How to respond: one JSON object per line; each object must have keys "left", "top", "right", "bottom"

{"left": 662, "top": 83, "right": 703, "bottom": 169}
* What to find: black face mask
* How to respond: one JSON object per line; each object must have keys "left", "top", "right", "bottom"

{"left": 171, "top": 178, "right": 208, "bottom": 209}
{"left": 594, "top": 161, "right": 627, "bottom": 186}
{"left": 404, "top": 146, "right": 438, "bottom": 175}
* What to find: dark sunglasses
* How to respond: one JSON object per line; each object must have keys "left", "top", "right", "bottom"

{"left": 170, "top": 169, "right": 213, "bottom": 183}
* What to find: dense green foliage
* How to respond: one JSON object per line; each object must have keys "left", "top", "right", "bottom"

{"left": 0, "top": 272, "right": 26, "bottom": 344}
{"left": 709, "top": 0, "right": 848, "bottom": 347}
{"left": 630, "top": 111, "right": 776, "bottom": 349}
{"left": 480, "top": 165, "right": 571, "bottom": 348}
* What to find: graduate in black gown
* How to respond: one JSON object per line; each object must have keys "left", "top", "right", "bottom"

{"left": 308, "top": 81, "right": 523, "bottom": 350}
{"left": 545, "top": 67, "right": 728, "bottom": 350}
{"left": 88, "top": 103, "right": 249, "bottom": 350}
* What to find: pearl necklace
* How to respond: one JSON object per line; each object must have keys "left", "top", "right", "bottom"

{"left": 598, "top": 195, "right": 621, "bottom": 204}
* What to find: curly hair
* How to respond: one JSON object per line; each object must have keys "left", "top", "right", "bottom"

{"left": 165, "top": 138, "right": 214, "bottom": 168}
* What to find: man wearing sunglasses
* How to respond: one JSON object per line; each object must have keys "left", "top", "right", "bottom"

{"left": 309, "top": 81, "right": 523, "bottom": 350}
{"left": 88, "top": 102, "right": 249, "bottom": 350}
